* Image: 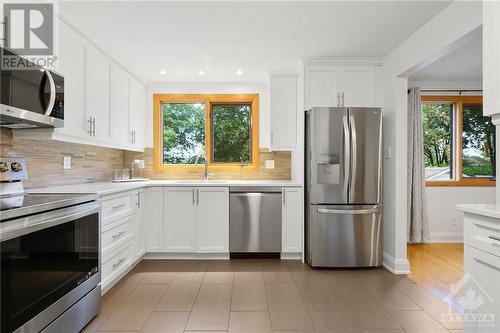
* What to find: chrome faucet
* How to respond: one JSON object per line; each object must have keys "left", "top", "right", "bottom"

{"left": 195, "top": 152, "right": 212, "bottom": 181}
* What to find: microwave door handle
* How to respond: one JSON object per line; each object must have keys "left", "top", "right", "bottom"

{"left": 44, "top": 70, "right": 56, "bottom": 116}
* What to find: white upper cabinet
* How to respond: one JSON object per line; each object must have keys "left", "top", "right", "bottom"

{"left": 85, "top": 44, "right": 111, "bottom": 141}
{"left": 196, "top": 187, "right": 229, "bottom": 253}
{"left": 305, "top": 62, "right": 381, "bottom": 109}
{"left": 483, "top": 0, "right": 500, "bottom": 116}
{"left": 305, "top": 67, "right": 340, "bottom": 109}
{"left": 110, "top": 64, "right": 130, "bottom": 146}
{"left": 128, "top": 76, "right": 146, "bottom": 148}
{"left": 340, "top": 66, "right": 376, "bottom": 107}
{"left": 270, "top": 75, "right": 297, "bottom": 150}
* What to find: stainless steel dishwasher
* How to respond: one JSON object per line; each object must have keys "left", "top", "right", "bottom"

{"left": 229, "top": 187, "right": 282, "bottom": 255}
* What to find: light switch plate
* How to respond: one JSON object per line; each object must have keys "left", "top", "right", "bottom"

{"left": 63, "top": 156, "right": 71, "bottom": 169}
{"left": 265, "top": 160, "right": 275, "bottom": 169}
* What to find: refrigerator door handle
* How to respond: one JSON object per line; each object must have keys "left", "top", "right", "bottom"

{"left": 349, "top": 115, "right": 357, "bottom": 202}
{"left": 342, "top": 115, "right": 350, "bottom": 200}
{"left": 316, "top": 206, "right": 381, "bottom": 215}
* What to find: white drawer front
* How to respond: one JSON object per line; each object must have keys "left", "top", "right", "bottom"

{"left": 102, "top": 215, "right": 134, "bottom": 254}
{"left": 102, "top": 192, "right": 134, "bottom": 223}
{"left": 102, "top": 240, "right": 133, "bottom": 287}
{"left": 464, "top": 214, "right": 500, "bottom": 257}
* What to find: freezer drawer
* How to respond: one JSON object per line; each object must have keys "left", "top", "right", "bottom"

{"left": 306, "top": 204, "right": 382, "bottom": 267}
{"left": 230, "top": 189, "right": 282, "bottom": 253}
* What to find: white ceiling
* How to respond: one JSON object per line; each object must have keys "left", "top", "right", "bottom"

{"left": 409, "top": 30, "right": 482, "bottom": 82}
{"left": 59, "top": 1, "right": 451, "bottom": 83}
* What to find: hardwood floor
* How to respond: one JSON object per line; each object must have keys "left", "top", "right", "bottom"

{"left": 408, "top": 243, "right": 464, "bottom": 312}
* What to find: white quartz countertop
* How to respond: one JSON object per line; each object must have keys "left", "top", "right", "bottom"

{"left": 28, "top": 180, "right": 303, "bottom": 196}
{"left": 456, "top": 204, "right": 500, "bottom": 220}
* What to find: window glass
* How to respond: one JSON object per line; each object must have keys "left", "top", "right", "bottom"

{"left": 422, "top": 103, "right": 453, "bottom": 180}
{"left": 162, "top": 103, "right": 205, "bottom": 164}
{"left": 212, "top": 104, "right": 251, "bottom": 163}
{"left": 462, "top": 104, "right": 496, "bottom": 178}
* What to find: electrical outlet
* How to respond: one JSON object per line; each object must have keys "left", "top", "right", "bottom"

{"left": 265, "top": 160, "right": 275, "bottom": 169}
{"left": 63, "top": 156, "right": 71, "bottom": 170}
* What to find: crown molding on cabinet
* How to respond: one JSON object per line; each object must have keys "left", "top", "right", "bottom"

{"left": 303, "top": 57, "right": 383, "bottom": 67}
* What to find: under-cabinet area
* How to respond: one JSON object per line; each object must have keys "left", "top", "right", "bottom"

{"left": 71, "top": 183, "right": 303, "bottom": 293}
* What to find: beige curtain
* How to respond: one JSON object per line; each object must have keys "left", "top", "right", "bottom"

{"left": 407, "top": 87, "right": 430, "bottom": 243}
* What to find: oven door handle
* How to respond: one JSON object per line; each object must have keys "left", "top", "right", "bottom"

{"left": 0, "top": 201, "right": 100, "bottom": 242}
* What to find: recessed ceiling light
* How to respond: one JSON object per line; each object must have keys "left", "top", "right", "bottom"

{"left": 159, "top": 70, "right": 167, "bottom": 75}
{"left": 236, "top": 69, "right": 243, "bottom": 75}
{"left": 198, "top": 70, "right": 205, "bottom": 76}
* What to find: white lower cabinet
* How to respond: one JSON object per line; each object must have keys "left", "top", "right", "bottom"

{"left": 282, "top": 187, "right": 303, "bottom": 254}
{"left": 163, "top": 187, "right": 229, "bottom": 254}
{"left": 145, "top": 187, "right": 164, "bottom": 252}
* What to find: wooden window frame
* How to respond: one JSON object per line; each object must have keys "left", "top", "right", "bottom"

{"left": 153, "top": 93, "right": 259, "bottom": 172}
{"left": 422, "top": 95, "right": 495, "bottom": 187}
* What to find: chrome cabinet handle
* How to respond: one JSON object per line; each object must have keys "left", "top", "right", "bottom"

{"left": 342, "top": 115, "right": 350, "bottom": 200}
{"left": 337, "top": 92, "right": 340, "bottom": 107}
{"left": 112, "top": 230, "right": 126, "bottom": 239}
{"left": 88, "top": 117, "right": 93, "bottom": 136}
{"left": 192, "top": 188, "right": 195, "bottom": 205}
{"left": 112, "top": 203, "right": 126, "bottom": 210}
{"left": 93, "top": 117, "right": 96, "bottom": 137}
{"left": 133, "top": 130, "right": 136, "bottom": 144}
{"left": 112, "top": 257, "right": 126, "bottom": 269}
{"left": 489, "top": 235, "right": 500, "bottom": 242}
{"left": 349, "top": 115, "right": 357, "bottom": 202}
{"left": 137, "top": 191, "right": 141, "bottom": 207}
{"left": 196, "top": 189, "right": 199, "bottom": 205}
{"left": 341, "top": 92, "right": 345, "bottom": 106}
{"left": 282, "top": 190, "right": 286, "bottom": 206}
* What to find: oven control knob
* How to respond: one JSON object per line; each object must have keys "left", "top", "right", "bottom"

{"left": 11, "top": 162, "right": 22, "bottom": 172}
{"left": 0, "top": 162, "right": 7, "bottom": 172}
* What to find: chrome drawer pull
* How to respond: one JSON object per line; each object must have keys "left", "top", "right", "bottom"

{"left": 112, "top": 203, "right": 126, "bottom": 210}
{"left": 488, "top": 235, "right": 500, "bottom": 242}
{"left": 112, "top": 231, "right": 126, "bottom": 240}
{"left": 112, "top": 258, "right": 126, "bottom": 269}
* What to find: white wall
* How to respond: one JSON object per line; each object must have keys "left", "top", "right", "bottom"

{"left": 381, "top": 1, "right": 482, "bottom": 274}
{"left": 145, "top": 81, "right": 270, "bottom": 148}
{"left": 427, "top": 187, "right": 495, "bottom": 242}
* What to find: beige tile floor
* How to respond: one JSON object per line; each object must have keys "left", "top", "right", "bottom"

{"left": 82, "top": 259, "right": 464, "bottom": 333}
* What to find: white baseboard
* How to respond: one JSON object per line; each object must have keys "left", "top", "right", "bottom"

{"left": 425, "top": 232, "right": 463, "bottom": 243}
{"left": 143, "top": 252, "right": 230, "bottom": 260}
{"left": 383, "top": 251, "right": 411, "bottom": 275}
{"left": 280, "top": 252, "right": 302, "bottom": 260}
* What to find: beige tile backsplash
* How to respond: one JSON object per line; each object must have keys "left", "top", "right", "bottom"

{"left": 0, "top": 128, "right": 291, "bottom": 189}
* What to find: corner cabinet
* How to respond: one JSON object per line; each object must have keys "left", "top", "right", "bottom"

{"left": 483, "top": 0, "right": 500, "bottom": 117}
{"left": 282, "top": 187, "right": 303, "bottom": 255}
{"left": 163, "top": 187, "right": 229, "bottom": 254}
{"left": 270, "top": 75, "right": 298, "bottom": 150}
{"left": 305, "top": 62, "right": 381, "bottom": 109}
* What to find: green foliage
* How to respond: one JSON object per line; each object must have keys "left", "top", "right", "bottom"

{"left": 422, "top": 103, "right": 452, "bottom": 167}
{"left": 212, "top": 104, "right": 251, "bottom": 163}
{"left": 463, "top": 165, "right": 494, "bottom": 177}
{"left": 163, "top": 103, "right": 205, "bottom": 164}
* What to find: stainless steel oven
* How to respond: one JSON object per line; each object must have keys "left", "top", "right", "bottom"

{"left": 0, "top": 198, "right": 101, "bottom": 333}
{"left": 0, "top": 46, "right": 64, "bottom": 128}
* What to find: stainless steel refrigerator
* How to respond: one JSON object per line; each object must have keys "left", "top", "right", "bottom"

{"left": 305, "top": 107, "right": 382, "bottom": 267}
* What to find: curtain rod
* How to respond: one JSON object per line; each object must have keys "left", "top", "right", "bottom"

{"left": 408, "top": 89, "right": 483, "bottom": 94}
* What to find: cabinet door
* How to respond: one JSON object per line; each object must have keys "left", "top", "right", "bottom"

{"left": 134, "top": 189, "right": 146, "bottom": 259}
{"left": 282, "top": 187, "right": 303, "bottom": 253}
{"left": 85, "top": 44, "right": 111, "bottom": 141}
{"left": 145, "top": 187, "right": 164, "bottom": 252}
{"left": 483, "top": 0, "right": 500, "bottom": 116}
{"left": 270, "top": 76, "right": 297, "bottom": 149}
{"left": 196, "top": 187, "right": 229, "bottom": 253}
{"left": 305, "top": 67, "right": 340, "bottom": 109}
{"left": 464, "top": 245, "right": 500, "bottom": 333}
{"left": 110, "top": 64, "right": 130, "bottom": 146}
{"left": 164, "top": 187, "right": 196, "bottom": 252}
{"left": 56, "top": 22, "right": 88, "bottom": 138}
{"left": 128, "top": 77, "right": 146, "bottom": 147}
{"left": 340, "top": 66, "right": 376, "bottom": 107}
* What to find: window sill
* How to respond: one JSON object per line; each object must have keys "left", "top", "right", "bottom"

{"left": 425, "top": 180, "right": 496, "bottom": 187}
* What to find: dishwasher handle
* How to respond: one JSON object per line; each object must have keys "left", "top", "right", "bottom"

{"left": 230, "top": 186, "right": 283, "bottom": 193}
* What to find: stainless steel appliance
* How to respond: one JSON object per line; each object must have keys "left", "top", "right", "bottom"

{"left": 230, "top": 187, "right": 282, "bottom": 255}
{"left": 0, "top": 157, "right": 100, "bottom": 333}
{"left": 305, "top": 107, "right": 382, "bottom": 267}
{"left": 0, "top": 47, "right": 64, "bottom": 128}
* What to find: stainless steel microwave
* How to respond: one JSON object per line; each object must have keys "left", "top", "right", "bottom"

{"left": 0, "top": 47, "right": 64, "bottom": 128}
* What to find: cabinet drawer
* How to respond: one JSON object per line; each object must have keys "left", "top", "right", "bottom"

{"left": 464, "top": 213, "right": 500, "bottom": 257}
{"left": 102, "top": 192, "right": 134, "bottom": 223}
{"left": 102, "top": 240, "right": 133, "bottom": 287}
{"left": 102, "top": 214, "right": 134, "bottom": 254}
